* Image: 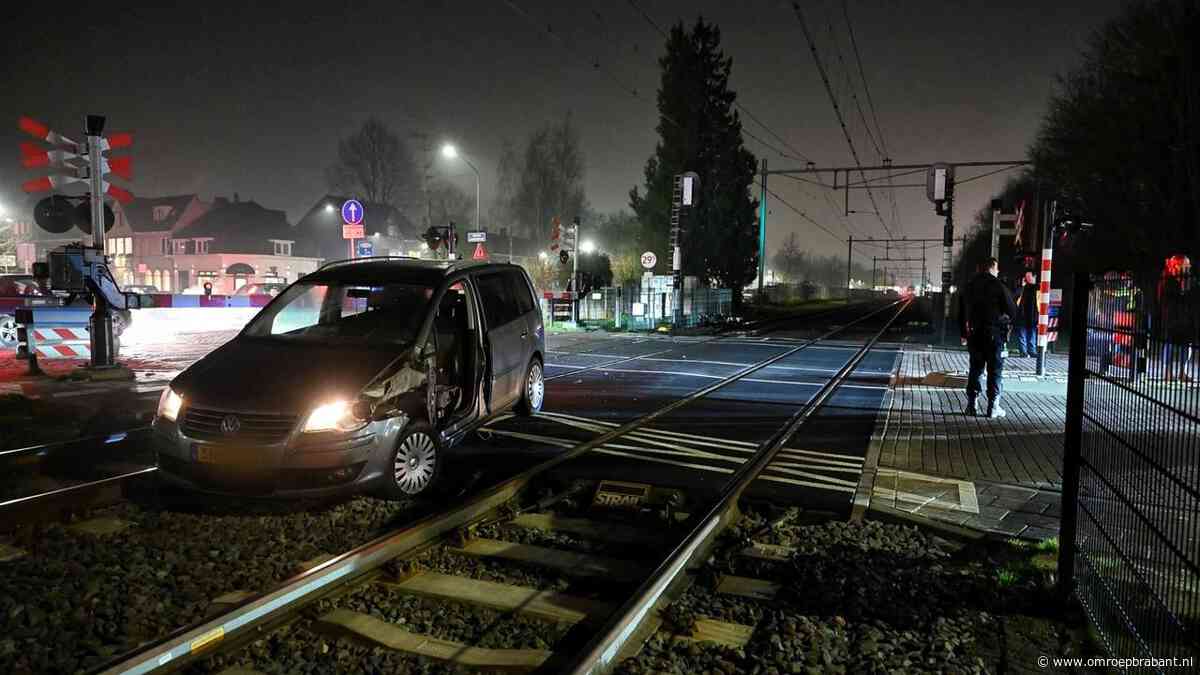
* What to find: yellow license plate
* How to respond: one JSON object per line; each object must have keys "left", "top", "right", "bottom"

{"left": 194, "top": 445, "right": 248, "bottom": 464}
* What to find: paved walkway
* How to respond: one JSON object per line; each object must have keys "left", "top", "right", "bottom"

{"left": 863, "top": 347, "right": 1067, "bottom": 541}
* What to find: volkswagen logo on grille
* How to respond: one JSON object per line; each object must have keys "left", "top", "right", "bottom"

{"left": 219, "top": 415, "right": 241, "bottom": 435}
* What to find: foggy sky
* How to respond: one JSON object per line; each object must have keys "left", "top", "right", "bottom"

{"left": 1, "top": 0, "right": 1124, "bottom": 281}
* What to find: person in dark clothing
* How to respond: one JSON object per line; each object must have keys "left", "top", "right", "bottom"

{"left": 959, "top": 257, "right": 1019, "bottom": 418}
{"left": 1013, "top": 271, "right": 1039, "bottom": 357}
{"left": 1157, "top": 255, "right": 1194, "bottom": 382}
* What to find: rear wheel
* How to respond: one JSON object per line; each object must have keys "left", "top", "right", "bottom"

{"left": 515, "top": 358, "right": 544, "bottom": 416}
{"left": 381, "top": 421, "right": 443, "bottom": 498}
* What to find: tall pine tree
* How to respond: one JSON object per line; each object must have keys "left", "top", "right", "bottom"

{"left": 630, "top": 18, "right": 759, "bottom": 303}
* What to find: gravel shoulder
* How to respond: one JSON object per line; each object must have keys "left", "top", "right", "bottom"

{"left": 0, "top": 493, "right": 418, "bottom": 673}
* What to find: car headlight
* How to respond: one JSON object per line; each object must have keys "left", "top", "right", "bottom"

{"left": 302, "top": 400, "right": 367, "bottom": 433}
{"left": 157, "top": 388, "right": 183, "bottom": 422}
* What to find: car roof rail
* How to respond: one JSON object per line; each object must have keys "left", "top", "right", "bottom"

{"left": 315, "top": 255, "right": 418, "bottom": 271}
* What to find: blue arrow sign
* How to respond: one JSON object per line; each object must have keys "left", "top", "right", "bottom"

{"left": 341, "top": 199, "right": 364, "bottom": 225}
{"left": 356, "top": 240, "right": 374, "bottom": 257}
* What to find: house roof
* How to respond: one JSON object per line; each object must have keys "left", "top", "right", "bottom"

{"left": 118, "top": 194, "right": 201, "bottom": 233}
{"left": 174, "top": 200, "right": 298, "bottom": 255}
{"left": 294, "top": 195, "right": 418, "bottom": 259}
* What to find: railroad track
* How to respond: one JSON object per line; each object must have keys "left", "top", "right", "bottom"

{"left": 89, "top": 298, "right": 909, "bottom": 674}
{"left": 728, "top": 298, "right": 881, "bottom": 336}
{"left": 0, "top": 428, "right": 157, "bottom": 533}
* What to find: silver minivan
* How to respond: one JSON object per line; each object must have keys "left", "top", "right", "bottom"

{"left": 153, "top": 258, "right": 546, "bottom": 498}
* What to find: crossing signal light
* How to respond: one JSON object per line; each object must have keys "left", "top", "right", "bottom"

{"left": 549, "top": 216, "right": 562, "bottom": 251}
{"left": 559, "top": 250, "right": 569, "bottom": 265}
{"left": 423, "top": 226, "right": 443, "bottom": 251}
{"left": 16, "top": 115, "right": 135, "bottom": 213}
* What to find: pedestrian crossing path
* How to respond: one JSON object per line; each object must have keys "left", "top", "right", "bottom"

{"left": 484, "top": 410, "right": 865, "bottom": 495}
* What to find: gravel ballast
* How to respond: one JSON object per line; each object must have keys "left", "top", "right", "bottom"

{"left": 0, "top": 494, "right": 416, "bottom": 673}
{"left": 620, "top": 513, "right": 1092, "bottom": 674}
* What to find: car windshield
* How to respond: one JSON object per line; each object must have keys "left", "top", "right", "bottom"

{"left": 242, "top": 281, "right": 433, "bottom": 344}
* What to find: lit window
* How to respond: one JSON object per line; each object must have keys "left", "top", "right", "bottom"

{"left": 273, "top": 240, "right": 293, "bottom": 256}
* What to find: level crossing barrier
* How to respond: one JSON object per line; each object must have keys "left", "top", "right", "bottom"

{"left": 14, "top": 306, "right": 95, "bottom": 370}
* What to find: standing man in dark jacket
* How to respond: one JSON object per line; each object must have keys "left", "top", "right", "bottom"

{"left": 1014, "top": 271, "right": 1039, "bottom": 357}
{"left": 959, "top": 257, "right": 1019, "bottom": 418}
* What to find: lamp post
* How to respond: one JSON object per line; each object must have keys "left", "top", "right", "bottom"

{"left": 440, "top": 143, "right": 480, "bottom": 233}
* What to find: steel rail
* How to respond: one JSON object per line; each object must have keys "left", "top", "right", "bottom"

{"left": 0, "top": 426, "right": 150, "bottom": 462}
{"left": 95, "top": 299, "right": 903, "bottom": 675}
{"left": 0, "top": 466, "right": 158, "bottom": 512}
{"left": 565, "top": 299, "right": 911, "bottom": 674}
{"left": 727, "top": 299, "right": 878, "bottom": 336}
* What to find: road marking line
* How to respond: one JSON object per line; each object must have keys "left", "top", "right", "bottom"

{"left": 757, "top": 474, "right": 856, "bottom": 493}
{"left": 764, "top": 464, "right": 860, "bottom": 486}
{"left": 770, "top": 458, "right": 862, "bottom": 473}
{"left": 782, "top": 446, "right": 864, "bottom": 461}
{"left": 638, "top": 357, "right": 842, "bottom": 374}
{"left": 583, "top": 367, "right": 836, "bottom": 388}
{"left": 540, "top": 412, "right": 760, "bottom": 448}
{"left": 487, "top": 429, "right": 864, "bottom": 485}
{"left": 537, "top": 411, "right": 870, "bottom": 462}
{"left": 591, "top": 448, "right": 734, "bottom": 474}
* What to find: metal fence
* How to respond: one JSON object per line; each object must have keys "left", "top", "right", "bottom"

{"left": 761, "top": 282, "right": 834, "bottom": 303}
{"left": 540, "top": 286, "right": 733, "bottom": 330}
{"left": 1061, "top": 269, "right": 1199, "bottom": 671}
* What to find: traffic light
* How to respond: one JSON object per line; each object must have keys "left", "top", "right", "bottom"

{"left": 203, "top": 281, "right": 213, "bottom": 297}
{"left": 559, "top": 250, "right": 569, "bottom": 265}
{"left": 549, "top": 216, "right": 562, "bottom": 251}
{"left": 422, "top": 226, "right": 442, "bottom": 251}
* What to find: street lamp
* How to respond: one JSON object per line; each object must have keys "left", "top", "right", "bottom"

{"left": 538, "top": 251, "right": 548, "bottom": 261}
{"left": 440, "top": 142, "right": 480, "bottom": 233}
{"left": 324, "top": 203, "right": 335, "bottom": 214}
{"left": 580, "top": 239, "right": 596, "bottom": 254}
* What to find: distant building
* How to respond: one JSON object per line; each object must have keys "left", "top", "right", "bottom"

{"left": 295, "top": 195, "right": 421, "bottom": 261}
{"left": 107, "top": 194, "right": 212, "bottom": 289}
{"left": 90, "top": 194, "right": 320, "bottom": 293}
{"left": 161, "top": 198, "right": 321, "bottom": 294}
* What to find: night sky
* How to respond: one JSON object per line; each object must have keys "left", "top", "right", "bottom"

{"left": 2, "top": 0, "right": 1123, "bottom": 278}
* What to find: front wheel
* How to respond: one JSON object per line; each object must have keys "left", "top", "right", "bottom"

{"left": 515, "top": 358, "right": 544, "bottom": 417}
{"left": 380, "top": 421, "right": 443, "bottom": 499}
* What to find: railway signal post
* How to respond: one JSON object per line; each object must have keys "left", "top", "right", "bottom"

{"left": 19, "top": 114, "right": 135, "bottom": 369}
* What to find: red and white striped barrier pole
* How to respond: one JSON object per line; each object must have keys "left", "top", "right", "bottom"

{"left": 1036, "top": 202, "right": 1057, "bottom": 376}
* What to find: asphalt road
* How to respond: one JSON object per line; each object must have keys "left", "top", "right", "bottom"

{"left": 469, "top": 325, "right": 899, "bottom": 515}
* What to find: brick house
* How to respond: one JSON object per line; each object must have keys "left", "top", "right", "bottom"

{"left": 107, "top": 194, "right": 211, "bottom": 290}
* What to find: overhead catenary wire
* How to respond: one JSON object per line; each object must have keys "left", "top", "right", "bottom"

{"left": 841, "top": 0, "right": 899, "bottom": 233}
{"left": 791, "top": 1, "right": 892, "bottom": 239}
{"left": 762, "top": 185, "right": 845, "bottom": 244}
